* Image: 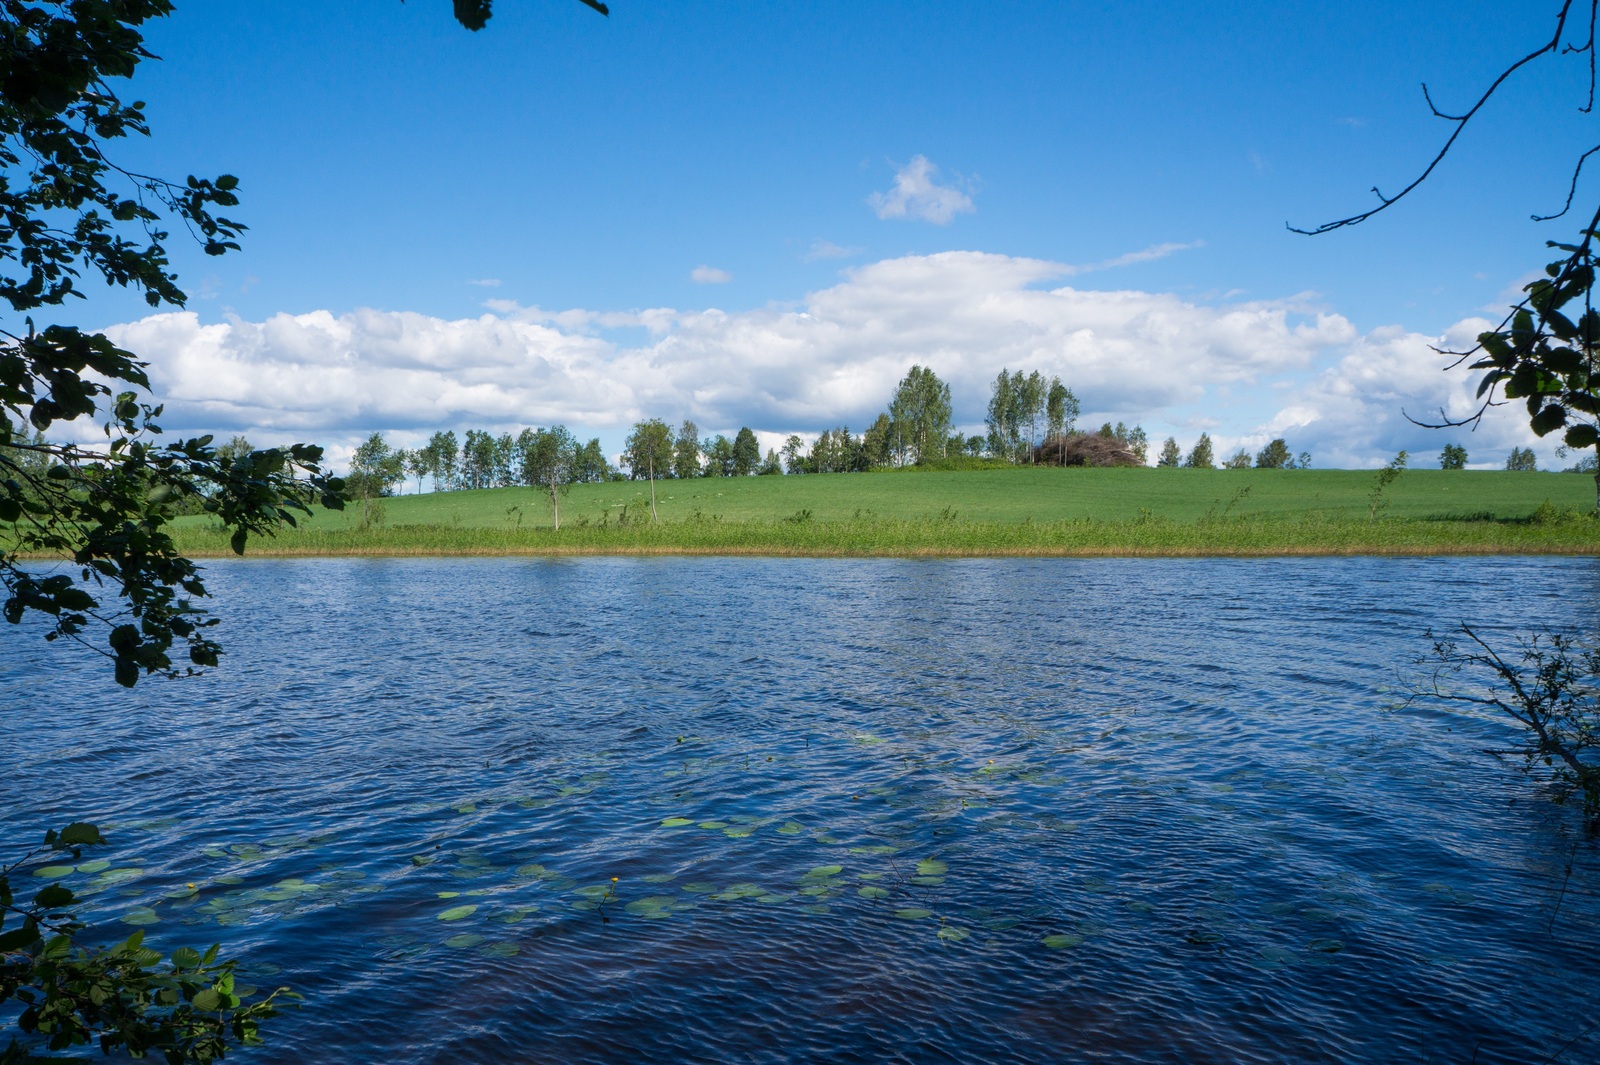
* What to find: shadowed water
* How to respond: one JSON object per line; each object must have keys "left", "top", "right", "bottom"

{"left": 4, "top": 557, "right": 1599, "bottom": 1064}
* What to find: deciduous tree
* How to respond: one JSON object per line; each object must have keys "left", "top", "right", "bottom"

{"left": 523, "top": 425, "right": 577, "bottom": 529}
{"left": 672, "top": 419, "right": 701, "bottom": 479}
{"left": 732, "top": 426, "right": 760, "bottom": 476}
{"left": 1183, "top": 433, "right": 1215, "bottom": 469}
{"left": 1505, "top": 446, "right": 1539, "bottom": 472}
{"left": 1254, "top": 438, "right": 1293, "bottom": 469}
{"left": 1439, "top": 443, "right": 1468, "bottom": 470}
{"left": 889, "top": 365, "right": 951, "bottom": 466}
{"left": 624, "top": 419, "right": 672, "bottom": 521}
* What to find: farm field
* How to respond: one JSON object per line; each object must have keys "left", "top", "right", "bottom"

{"left": 161, "top": 466, "right": 1600, "bottom": 557}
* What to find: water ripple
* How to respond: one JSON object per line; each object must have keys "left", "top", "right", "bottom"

{"left": 3, "top": 556, "right": 1599, "bottom": 1064}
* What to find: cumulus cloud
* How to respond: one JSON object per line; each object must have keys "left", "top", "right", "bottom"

{"left": 691, "top": 265, "right": 733, "bottom": 284}
{"left": 99, "top": 251, "right": 1546, "bottom": 470}
{"left": 868, "top": 156, "right": 974, "bottom": 224}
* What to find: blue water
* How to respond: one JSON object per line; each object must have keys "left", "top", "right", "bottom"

{"left": 4, "top": 557, "right": 1600, "bottom": 1064}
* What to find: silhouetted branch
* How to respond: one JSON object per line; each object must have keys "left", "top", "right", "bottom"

{"left": 1291, "top": 1, "right": 1580, "bottom": 235}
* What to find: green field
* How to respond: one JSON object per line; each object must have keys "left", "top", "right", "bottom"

{"left": 156, "top": 466, "right": 1600, "bottom": 557}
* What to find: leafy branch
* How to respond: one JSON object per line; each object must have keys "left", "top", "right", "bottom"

{"left": 1, "top": 824, "right": 291, "bottom": 1063}
{"left": 1409, "top": 625, "right": 1600, "bottom": 825}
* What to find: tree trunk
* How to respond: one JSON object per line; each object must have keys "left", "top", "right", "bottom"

{"left": 649, "top": 456, "right": 658, "bottom": 522}
{"left": 549, "top": 474, "right": 560, "bottom": 531}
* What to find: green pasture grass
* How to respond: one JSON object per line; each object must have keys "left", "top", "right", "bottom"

{"left": 141, "top": 467, "right": 1600, "bottom": 558}
{"left": 198, "top": 466, "right": 1600, "bottom": 531}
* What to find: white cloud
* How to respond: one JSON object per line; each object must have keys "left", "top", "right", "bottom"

{"left": 467, "top": 278, "right": 502, "bottom": 288}
{"left": 804, "top": 239, "right": 863, "bottom": 262}
{"left": 868, "top": 155, "right": 975, "bottom": 224}
{"left": 100, "top": 251, "right": 1547, "bottom": 471}
{"left": 691, "top": 265, "right": 733, "bottom": 284}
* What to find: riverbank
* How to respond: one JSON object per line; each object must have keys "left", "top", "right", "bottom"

{"left": 160, "top": 513, "right": 1600, "bottom": 558}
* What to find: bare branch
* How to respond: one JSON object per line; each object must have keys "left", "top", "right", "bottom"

{"left": 1291, "top": 0, "right": 1577, "bottom": 235}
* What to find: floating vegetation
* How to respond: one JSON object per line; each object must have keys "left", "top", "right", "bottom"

{"left": 443, "top": 933, "right": 484, "bottom": 949}
{"left": 894, "top": 908, "right": 934, "bottom": 920}
{"left": 659, "top": 817, "right": 694, "bottom": 828}
{"left": 437, "top": 905, "right": 477, "bottom": 921}
{"left": 1042, "top": 933, "right": 1084, "bottom": 950}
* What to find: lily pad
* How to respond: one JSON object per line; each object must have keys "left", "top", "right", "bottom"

{"left": 479, "top": 942, "right": 519, "bottom": 958}
{"left": 624, "top": 896, "right": 677, "bottom": 915}
{"left": 1125, "top": 900, "right": 1155, "bottom": 914}
{"left": 514, "top": 863, "right": 548, "bottom": 877}
{"left": 32, "top": 865, "right": 74, "bottom": 879}
{"left": 723, "top": 828, "right": 753, "bottom": 839}
{"left": 857, "top": 886, "right": 891, "bottom": 900}
{"left": 801, "top": 865, "right": 843, "bottom": 879}
{"left": 915, "top": 859, "right": 948, "bottom": 877}
{"left": 659, "top": 818, "right": 694, "bottom": 828}
{"left": 76, "top": 860, "right": 111, "bottom": 874}
{"left": 437, "top": 905, "right": 477, "bottom": 921}
{"left": 443, "top": 933, "right": 484, "bottom": 949}
{"left": 95, "top": 868, "right": 144, "bottom": 886}
{"left": 909, "top": 875, "right": 945, "bottom": 887}
{"left": 697, "top": 821, "right": 729, "bottom": 830}
{"left": 641, "top": 873, "right": 676, "bottom": 884}
{"left": 776, "top": 822, "right": 805, "bottom": 835}
{"left": 1042, "top": 934, "right": 1084, "bottom": 950}
{"left": 894, "top": 908, "right": 934, "bottom": 920}
{"left": 120, "top": 907, "right": 160, "bottom": 926}
{"left": 681, "top": 882, "right": 717, "bottom": 894}
{"left": 936, "top": 926, "right": 970, "bottom": 942}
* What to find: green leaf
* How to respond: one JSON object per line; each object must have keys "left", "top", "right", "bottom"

{"left": 55, "top": 823, "right": 104, "bottom": 847}
{"left": 31, "top": 884, "right": 74, "bottom": 909}
{"left": 1564, "top": 423, "right": 1599, "bottom": 448}
{"left": 437, "top": 905, "right": 477, "bottom": 921}
{"left": 192, "top": 988, "right": 222, "bottom": 1011}
{"left": 1531, "top": 404, "right": 1568, "bottom": 436}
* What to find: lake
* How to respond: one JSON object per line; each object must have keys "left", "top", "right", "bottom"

{"left": 4, "top": 557, "right": 1599, "bottom": 1064}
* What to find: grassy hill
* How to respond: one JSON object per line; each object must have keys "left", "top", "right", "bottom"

{"left": 158, "top": 466, "right": 1600, "bottom": 557}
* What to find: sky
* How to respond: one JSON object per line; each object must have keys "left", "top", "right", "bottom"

{"left": 61, "top": 0, "right": 1600, "bottom": 470}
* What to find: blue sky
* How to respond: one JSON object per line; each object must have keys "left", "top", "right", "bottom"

{"left": 77, "top": 0, "right": 1599, "bottom": 469}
